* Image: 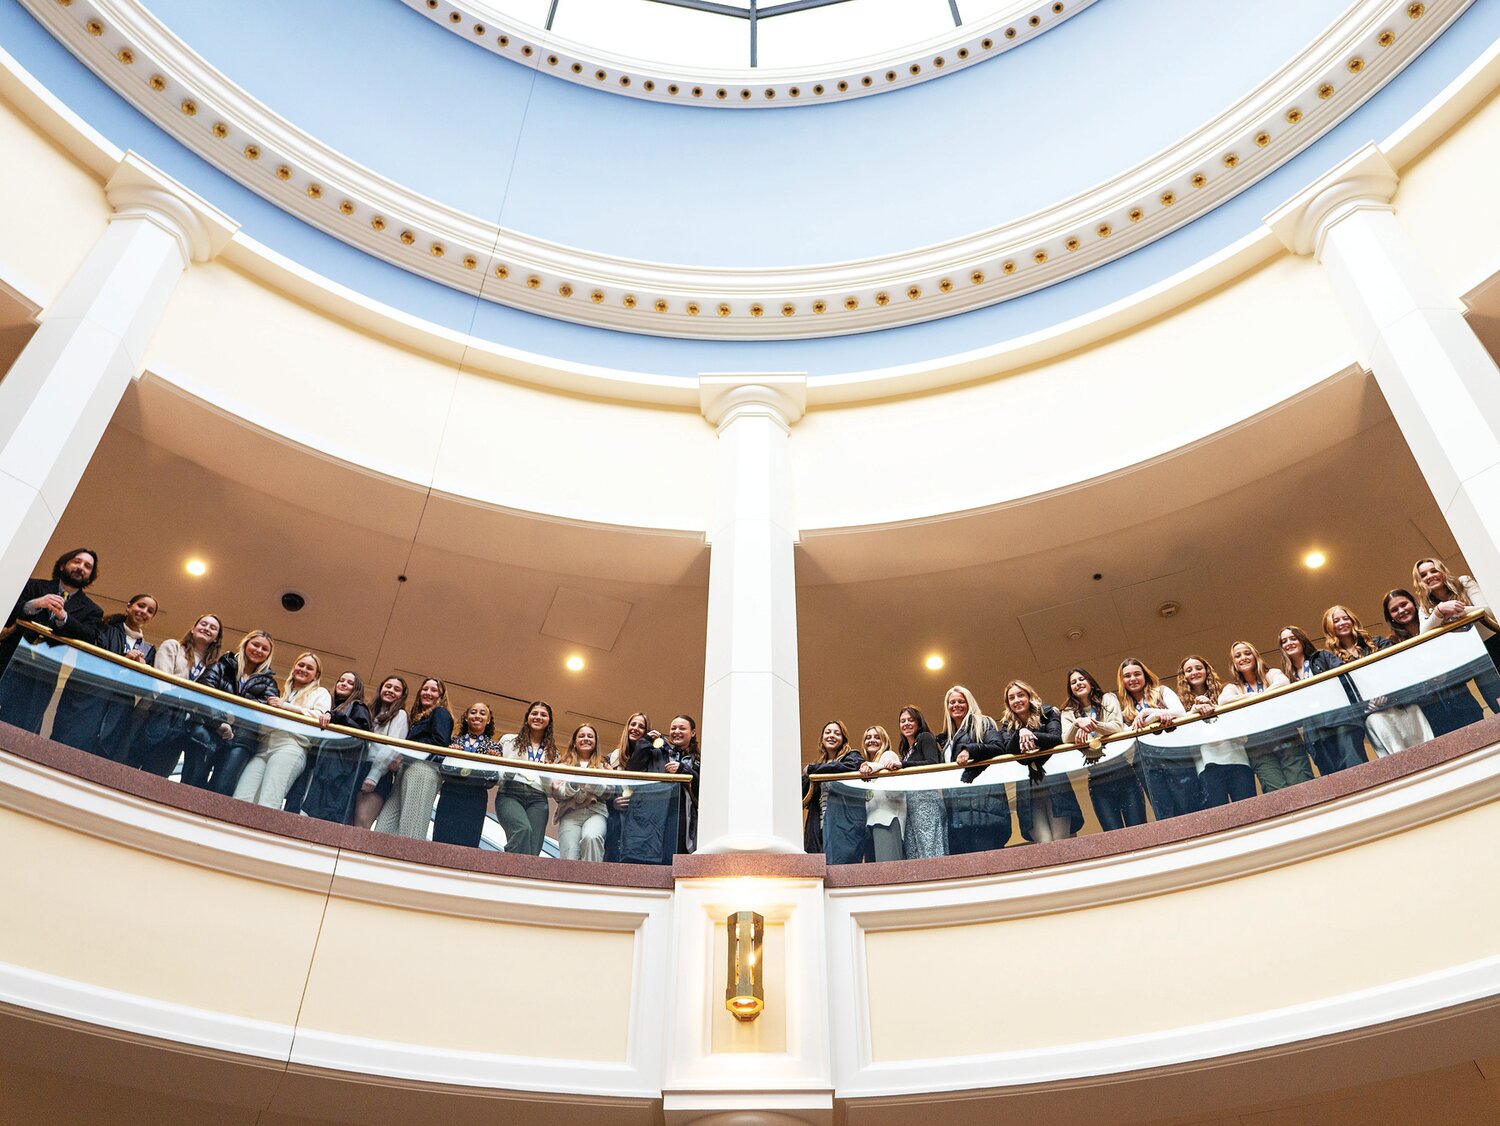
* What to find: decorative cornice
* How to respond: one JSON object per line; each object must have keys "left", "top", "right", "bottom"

{"left": 700, "top": 373, "right": 807, "bottom": 431}
{"left": 21, "top": 0, "right": 1471, "bottom": 339}
{"left": 399, "top": 0, "right": 1097, "bottom": 110}
{"left": 1265, "top": 140, "right": 1400, "bottom": 260}
{"left": 104, "top": 149, "right": 238, "bottom": 264}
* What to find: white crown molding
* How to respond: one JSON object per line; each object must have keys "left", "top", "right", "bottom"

{"left": 399, "top": 0, "right": 1097, "bottom": 110}
{"left": 18, "top": 0, "right": 1472, "bottom": 340}
{"left": 105, "top": 150, "right": 237, "bottom": 264}
{"left": 1266, "top": 140, "right": 1400, "bottom": 258}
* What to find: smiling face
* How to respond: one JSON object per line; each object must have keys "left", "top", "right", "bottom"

{"left": 1181, "top": 658, "right": 1208, "bottom": 691}
{"left": 1120, "top": 663, "right": 1146, "bottom": 697}
{"left": 1005, "top": 683, "right": 1031, "bottom": 717}
{"left": 821, "top": 722, "right": 844, "bottom": 752}
{"left": 946, "top": 691, "right": 968, "bottom": 725}
{"left": 862, "top": 727, "right": 883, "bottom": 753}
{"left": 626, "top": 713, "right": 647, "bottom": 741}
{"left": 1279, "top": 630, "right": 1305, "bottom": 662}
{"left": 379, "top": 677, "right": 404, "bottom": 704}
{"left": 418, "top": 679, "right": 442, "bottom": 708}
{"left": 335, "top": 672, "right": 357, "bottom": 698}
{"left": 465, "top": 702, "right": 491, "bottom": 734}
{"left": 61, "top": 552, "right": 95, "bottom": 588}
{"left": 245, "top": 635, "right": 272, "bottom": 666}
{"left": 127, "top": 596, "right": 157, "bottom": 628}
{"left": 1387, "top": 593, "right": 1417, "bottom": 627}
{"left": 898, "top": 709, "right": 917, "bottom": 738}
{"left": 192, "top": 615, "right": 221, "bottom": 647}
{"left": 1329, "top": 607, "right": 1355, "bottom": 639}
{"left": 667, "top": 716, "right": 694, "bottom": 747}
{"left": 1417, "top": 560, "right": 1447, "bottom": 594}
{"left": 575, "top": 725, "right": 597, "bottom": 754}
{"left": 1068, "top": 670, "right": 1091, "bottom": 703}
{"left": 290, "top": 654, "right": 319, "bottom": 686}
{"left": 526, "top": 703, "right": 550, "bottom": 733}
{"left": 1231, "top": 643, "right": 1258, "bottom": 674}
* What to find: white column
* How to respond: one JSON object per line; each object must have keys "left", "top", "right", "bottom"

{"left": 696, "top": 374, "right": 807, "bottom": 855}
{"left": 1268, "top": 143, "right": 1500, "bottom": 586}
{"left": 0, "top": 151, "right": 236, "bottom": 600}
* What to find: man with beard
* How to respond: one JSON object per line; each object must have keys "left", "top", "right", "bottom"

{"left": 1, "top": 548, "right": 105, "bottom": 735}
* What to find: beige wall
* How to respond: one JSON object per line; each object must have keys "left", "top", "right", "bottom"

{"left": 296, "top": 895, "right": 638, "bottom": 1062}
{"left": 0, "top": 91, "right": 109, "bottom": 305}
{"left": 0, "top": 806, "right": 327, "bottom": 1026}
{"left": 863, "top": 798, "right": 1500, "bottom": 1061}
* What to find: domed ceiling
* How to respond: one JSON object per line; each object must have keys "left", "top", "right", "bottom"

{"left": 6, "top": 0, "right": 1495, "bottom": 373}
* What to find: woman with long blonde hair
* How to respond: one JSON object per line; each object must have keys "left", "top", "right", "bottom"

{"left": 1001, "top": 680, "right": 1076, "bottom": 843}
{"left": 233, "top": 651, "right": 331, "bottom": 809}
{"left": 1413, "top": 556, "right": 1500, "bottom": 711}
{"left": 193, "top": 629, "right": 279, "bottom": 795}
{"left": 1220, "top": 640, "right": 1309, "bottom": 793}
{"left": 940, "top": 684, "right": 1010, "bottom": 854}
{"left": 858, "top": 724, "right": 905, "bottom": 862}
{"left": 1279, "top": 625, "right": 1365, "bottom": 775}
{"left": 1116, "top": 658, "right": 1198, "bottom": 820}
{"left": 553, "top": 723, "right": 610, "bottom": 861}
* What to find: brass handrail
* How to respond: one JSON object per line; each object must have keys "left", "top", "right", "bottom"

{"left": 805, "top": 608, "right": 1498, "bottom": 783}
{"left": 7, "top": 622, "right": 692, "bottom": 784}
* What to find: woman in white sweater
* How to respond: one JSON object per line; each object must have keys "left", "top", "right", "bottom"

{"left": 1414, "top": 556, "right": 1500, "bottom": 711}
{"left": 233, "top": 651, "right": 331, "bottom": 810}
{"left": 1219, "top": 640, "right": 1309, "bottom": 793}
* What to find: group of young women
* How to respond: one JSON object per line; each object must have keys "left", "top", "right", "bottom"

{"left": 802, "top": 558, "right": 1500, "bottom": 864}
{"left": 17, "top": 597, "right": 701, "bottom": 862}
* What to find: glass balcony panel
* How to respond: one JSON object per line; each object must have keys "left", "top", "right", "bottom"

{"left": 0, "top": 629, "right": 687, "bottom": 866}
{"left": 810, "top": 619, "right": 1495, "bottom": 863}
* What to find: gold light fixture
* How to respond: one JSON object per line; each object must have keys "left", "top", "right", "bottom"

{"left": 725, "top": 910, "right": 764, "bottom": 1021}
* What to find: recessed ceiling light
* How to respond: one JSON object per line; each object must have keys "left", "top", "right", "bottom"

{"left": 565, "top": 655, "right": 585, "bottom": 672}
{"left": 184, "top": 559, "right": 207, "bottom": 577}
{"left": 924, "top": 655, "right": 944, "bottom": 671}
{"left": 1304, "top": 550, "right": 1327, "bottom": 569}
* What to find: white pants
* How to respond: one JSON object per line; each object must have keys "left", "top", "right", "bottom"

{"left": 557, "top": 806, "right": 607, "bottom": 861}
{"left": 233, "top": 742, "right": 307, "bottom": 809}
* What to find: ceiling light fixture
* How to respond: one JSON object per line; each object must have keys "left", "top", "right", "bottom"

{"left": 924, "top": 655, "right": 944, "bottom": 671}
{"left": 1304, "top": 550, "right": 1327, "bottom": 569}
{"left": 184, "top": 559, "right": 207, "bottom": 577}
{"left": 565, "top": 655, "right": 585, "bottom": 672}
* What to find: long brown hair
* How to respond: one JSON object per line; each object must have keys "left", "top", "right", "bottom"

{"left": 1278, "top": 626, "right": 1322, "bottom": 680}
{"left": 815, "top": 719, "right": 854, "bottom": 762}
{"left": 1176, "top": 655, "right": 1223, "bottom": 706}
{"left": 372, "top": 675, "right": 409, "bottom": 727}
{"left": 514, "top": 700, "right": 559, "bottom": 762}
{"left": 410, "top": 677, "right": 449, "bottom": 724}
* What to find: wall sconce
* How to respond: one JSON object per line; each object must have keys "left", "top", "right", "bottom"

{"left": 725, "top": 910, "right": 764, "bottom": 1021}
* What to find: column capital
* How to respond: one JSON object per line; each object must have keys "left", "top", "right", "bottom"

{"left": 700, "top": 374, "right": 807, "bottom": 433}
{"left": 105, "top": 151, "right": 238, "bottom": 265}
{"left": 1266, "top": 142, "right": 1399, "bottom": 261}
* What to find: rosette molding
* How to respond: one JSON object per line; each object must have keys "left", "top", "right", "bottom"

{"left": 22, "top": 0, "right": 1470, "bottom": 340}
{"left": 400, "top": 0, "right": 1098, "bottom": 110}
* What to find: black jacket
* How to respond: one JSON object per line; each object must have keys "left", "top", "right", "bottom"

{"left": 199, "top": 653, "right": 279, "bottom": 740}
{"left": 408, "top": 706, "right": 454, "bottom": 749}
{"left": 900, "top": 729, "right": 941, "bottom": 767}
{"left": 802, "top": 748, "right": 865, "bottom": 856}
{"left": 2, "top": 579, "right": 104, "bottom": 677}
{"left": 1006, "top": 706, "right": 1084, "bottom": 840}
